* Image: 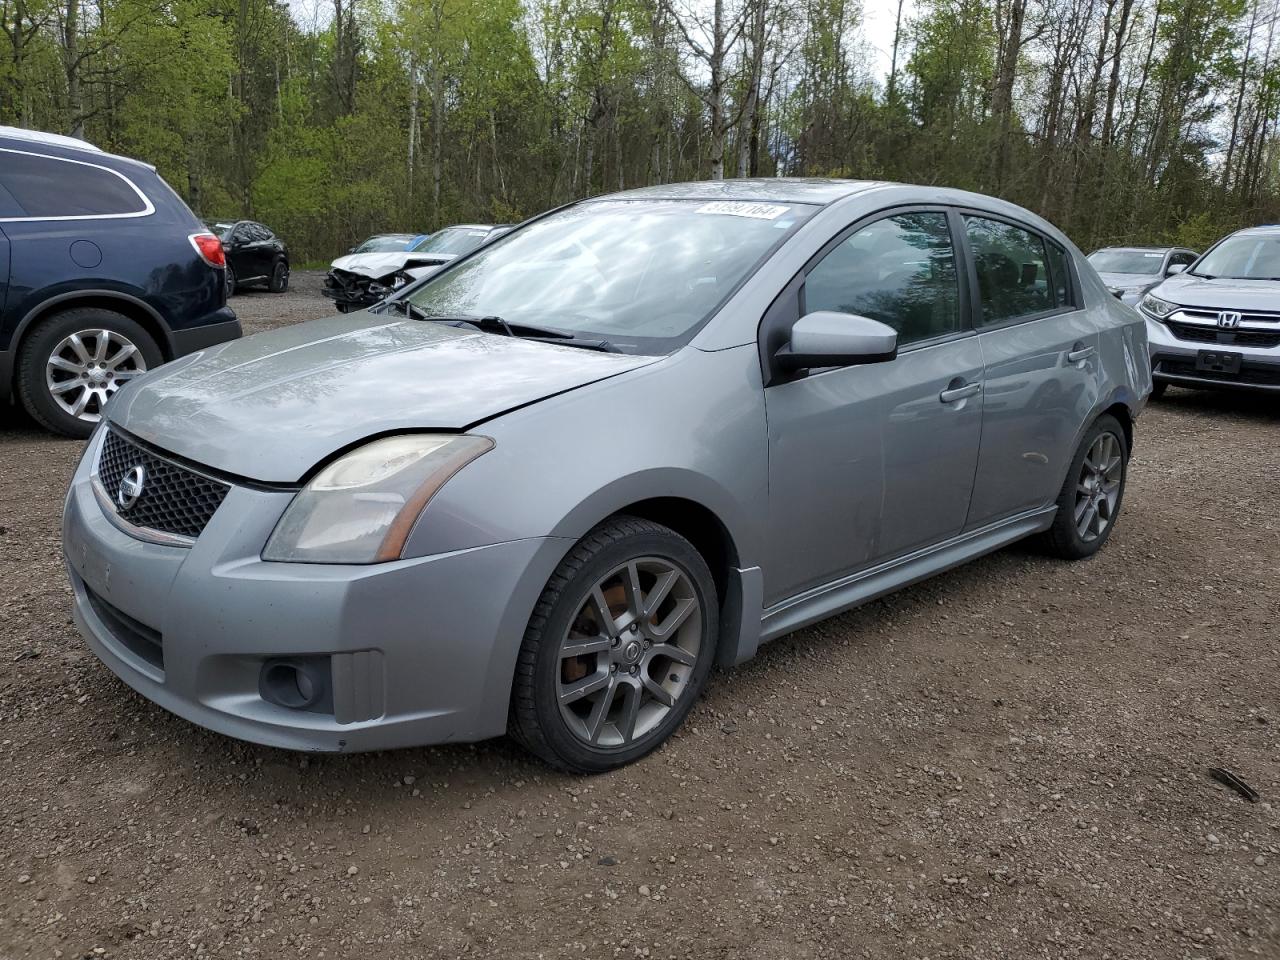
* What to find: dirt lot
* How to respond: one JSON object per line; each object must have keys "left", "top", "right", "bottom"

{"left": 2, "top": 274, "right": 1278, "bottom": 959}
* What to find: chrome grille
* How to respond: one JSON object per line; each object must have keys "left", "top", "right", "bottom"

{"left": 1177, "top": 308, "right": 1280, "bottom": 328}
{"left": 96, "top": 429, "right": 230, "bottom": 540}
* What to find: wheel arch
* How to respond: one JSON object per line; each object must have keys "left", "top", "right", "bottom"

{"left": 5, "top": 290, "right": 173, "bottom": 395}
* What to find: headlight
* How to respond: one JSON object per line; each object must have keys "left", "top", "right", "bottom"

{"left": 1139, "top": 294, "right": 1176, "bottom": 319}
{"left": 263, "top": 434, "right": 493, "bottom": 563}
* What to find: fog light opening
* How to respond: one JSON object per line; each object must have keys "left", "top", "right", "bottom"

{"left": 260, "top": 658, "right": 327, "bottom": 710}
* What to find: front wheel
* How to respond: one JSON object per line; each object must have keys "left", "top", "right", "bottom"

{"left": 1041, "top": 414, "right": 1128, "bottom": 560}
{"left": 509, "top": 517, "right": 719, "bottom": 773}
{"left": 269, "top": 259, "right": 289, "bottom": 293}
{"left": 1150, "top": 380, "right": 1168, "bottom": 400}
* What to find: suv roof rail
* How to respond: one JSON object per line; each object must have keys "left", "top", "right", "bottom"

{"left": 0, "top": 125, "right": 102, "bottom": 153}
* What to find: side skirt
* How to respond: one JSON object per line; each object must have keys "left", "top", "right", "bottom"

{"left": 757, "top": 506, "right": 1057, "bottom": 646}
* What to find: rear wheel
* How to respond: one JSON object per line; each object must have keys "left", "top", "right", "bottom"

{"left": 1042, "top": 414, "right": 1128, "bottom": 560}
{"left": 225, "top": 264, "right": 237, "bottom": 299}
{"left": 1150, "top": 380, "right": 1168, "bottom": 400}
{"left": 16, "top": 308, "right": 161, "bottom": 438}
{"left": 509, "top": 517, "right": 718, "bottom": 773}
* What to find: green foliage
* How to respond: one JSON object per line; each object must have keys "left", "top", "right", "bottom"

{"left": 1, "top": 0, "right": 1277, "bottom": 260}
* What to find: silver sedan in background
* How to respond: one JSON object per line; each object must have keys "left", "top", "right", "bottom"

{"left": 1088, "top": 245, "right": 1199, "bottom": 304}
{"left": 62, "top": 180, "right": 1151, "bottom": 772}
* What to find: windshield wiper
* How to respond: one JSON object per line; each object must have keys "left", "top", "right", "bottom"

{"left": 417, "top": 313, "right": 619, "bottom": 352}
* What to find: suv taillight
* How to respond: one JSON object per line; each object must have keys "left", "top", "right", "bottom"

{"left": 189, "top": 232, "right": 226, "bottom": 268}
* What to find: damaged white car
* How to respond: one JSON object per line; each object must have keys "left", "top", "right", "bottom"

{"left": 323, "top": 224, "right": 509, "bottom": 312}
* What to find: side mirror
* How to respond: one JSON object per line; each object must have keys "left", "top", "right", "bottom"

{"left": 1166, "top": 263, "right": 1187, "bottom": 275}
{"left": 348, "top": 246, "right": 357, "bottom": 254}
{"left": 775, "top": 311, "right": 898, "bottom": 372}
{"left": 1108, "top": 286, "right": 1124, "bottom": 300}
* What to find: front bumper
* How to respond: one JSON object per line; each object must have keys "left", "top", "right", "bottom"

{"left": 62, "top": 431, "right": 570, "bottom": 751}
{"left": 1146, "top": 315, "right": 1280, "bottom": 393}
{"left": 322, "top": 271, "right": 384, "bottom": 311}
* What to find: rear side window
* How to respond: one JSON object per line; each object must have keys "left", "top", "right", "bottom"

{"left": 965, "top": 216, "right": 1054, "bottom": 325}
{"left": 0, "top": 150, "right": 150, "bottom": 218}
{"left": 1045, "top": 240, "right": 1074, "bottom": 308}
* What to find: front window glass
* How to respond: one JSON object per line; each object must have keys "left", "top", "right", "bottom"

{"left": 410, "top": 227, "right": 490, "bottom": 255}
{"left": 1193, "top": 234, "right": 1280, "bottom": 280}
{"left": 803, "top": 212, "right": 960, "bottom": 345}
{"left": 966, "top": 217, "right": 1053, "bottom": 325}
{"left": 1087, "top": 249, "right": 1165, "bottom": 275}
{"left": 407, "top": 200, "right": 814, "bottom": 353}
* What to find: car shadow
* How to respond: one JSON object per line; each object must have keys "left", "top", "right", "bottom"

{"left": 1153, "top": 385, "right": 1280, "bottom": 423}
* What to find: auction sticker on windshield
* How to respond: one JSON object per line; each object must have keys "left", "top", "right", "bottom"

{"left": 695, "top": 201, "right": 790, "bottom": 220}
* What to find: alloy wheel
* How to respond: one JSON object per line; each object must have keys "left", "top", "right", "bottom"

{"left": 1074, "top": 431, "right": 1123, "bottom": 542}
{"left": 44, "top": 329, "right": 147, "bottom": 423}
{"left": 556, "top": 557, "right": 703, "bottom": 748}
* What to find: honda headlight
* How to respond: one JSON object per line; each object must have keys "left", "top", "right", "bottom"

{"left": 1139, "top": 294, "right": 1176, "bottom": 319}
{"left": 263, "top": 435, "right": 493, "bottom": 563}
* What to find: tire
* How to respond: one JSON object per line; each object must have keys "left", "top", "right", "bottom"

{"left": 268, "top": 259, "right": 289, "bottom": 293}
{"left": 16, "top": 308, "right": 162, "bottom": 438}
{"left": 509, "top": 516, "right": 719, "bottom": 773}
{"left": 1041, "top": 414, "right": 1128, "bottom": 560}
{"left": 1150, "top": 380, "right": 1168, "bottom": 400}
{"left": 225, "top": 264, "right": 236, "bottom": 299}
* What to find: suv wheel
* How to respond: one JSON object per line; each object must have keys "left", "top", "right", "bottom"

{"left": 225, "top": 264, "right": 236, "bottom": 299}
{"left": 1042, "top": 414, "right": 1128, "bottom": 560}
{"left": 16, "top": 308, "right": 161, "bottom": 438}
{"left": 269, "top": 260, "right": 289, "bottom": 293}
{"left": 509, "top": 517, "right": 718, "bottom": 773}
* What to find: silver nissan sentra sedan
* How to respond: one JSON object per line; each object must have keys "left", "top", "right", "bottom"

{"left": 62, "top": 179, "right": 1151, "bottom": 772}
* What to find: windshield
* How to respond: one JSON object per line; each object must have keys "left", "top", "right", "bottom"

{"left": 356, "top": 235, "right": 414, "bottom": 253}
{"left": 207, "top": 221, "right": 236, "bottom": 240}
{"left": 1193, "top": 233, "right": 1280, "bottom": 280}
{"left": 406, "top": 199, "right": 814, "bottom": 353}
{"left": 410, "top": 227, "right": 490, "bottom": 255}
{"left": 1087, "top": 249, "right": 1165, "bottom": 275}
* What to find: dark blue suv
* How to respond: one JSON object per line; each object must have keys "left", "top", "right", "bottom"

{"left": 0, "top": 127, "right": 240, "bottom": 437}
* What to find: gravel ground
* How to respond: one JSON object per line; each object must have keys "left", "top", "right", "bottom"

{"left": 2, "top": 274, "right": 1278, "bottom": 959}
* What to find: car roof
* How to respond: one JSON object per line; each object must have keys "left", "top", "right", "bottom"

{"left": 602, "top": 178, "right": 887, "bottom": 206}
{"left": 0, "top": 125, "right": 159, "bottom": 172}
{"left": 0, "top": 125, "right": 102, "bottom": 153}
{"left": 1236, "top": 225, "right": 1280, "bottom": 236}
{"left": 1093, "top": 245, "right": 1174, "bottom": 252}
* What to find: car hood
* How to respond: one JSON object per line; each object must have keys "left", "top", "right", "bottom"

{"left": 330, "top": 251, "right": 455, "bottom": 279}
{"left": 1151, "top": 274, "right": 1280, "bottom": 312}
{"left": 1097, "top": 271, "right": 1160, "bottom": 291}
{"left": 108, "top": 312, "right": 659, "bottom": 483}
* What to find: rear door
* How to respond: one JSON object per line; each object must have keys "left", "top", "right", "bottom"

{"left": 961, "top": 213, "right": 1102, "bottom": 529}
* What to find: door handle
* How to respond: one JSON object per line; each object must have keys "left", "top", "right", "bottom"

{"left": 939, "top": 382, "right": 981, "bottom": 403}
{"left": 1067, "top": 344, "right": 1096, "bottom": 363}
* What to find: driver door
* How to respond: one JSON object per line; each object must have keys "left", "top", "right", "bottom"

{"left": 762, "top": 209, "right": 984, "bottom": 606}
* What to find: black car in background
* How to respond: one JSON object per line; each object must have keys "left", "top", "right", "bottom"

{"left": 206, "top": 220, "right": 290, "bottom": 297}
{"left": 0, "top": 126, "right": 239, "bottom": 437}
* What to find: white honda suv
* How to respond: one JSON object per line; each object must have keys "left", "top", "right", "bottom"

{"left": 1142, "top": 225, "right": 1280, "bottom": 396}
